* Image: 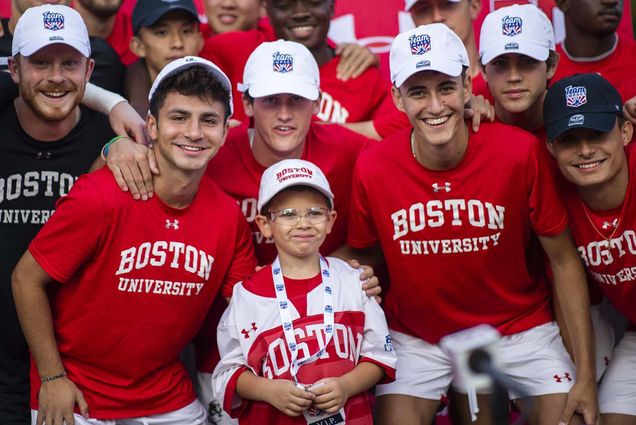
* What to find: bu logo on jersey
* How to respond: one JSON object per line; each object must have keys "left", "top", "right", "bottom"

{"left": 565, "top": 85, "right": 587, "bottom": 107}
{"left": 42, "top": 11, "right": 65, "bottom": 31}
{"left": 409, "top": 34, "right": 431, "bottom": 55}
{"left": 432, "top": 182, "right": 451, "bottom": 193}
{"left": 241, "top": 322, "right": 258, "bottom": 339}
{"left": 165, "top": 219, "right": 179, "bottom": 230}
{"left": 553, "top": 372, "right": 572, "bottom": 383}
{"left": 272, "top": 52, "right": 293, "bottom": 73}
{"left": 501, "top": 16, "right": 523, "bottom": 36}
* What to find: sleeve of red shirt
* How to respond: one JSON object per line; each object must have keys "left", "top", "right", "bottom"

{"left": 373, "top": 108, "right": 410, "bottom": 139}
{"left": 29, "top": 174, "right": 108, "bottom": 283}
{"left": 526, "top": 137, "right": 568, "bottom": 237}
{"left": 347, "top": 154, "right": 380, "bottom": 248}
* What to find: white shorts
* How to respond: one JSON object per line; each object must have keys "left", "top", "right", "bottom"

{"left": 591, "top": 301, "right": 615, "bottom": 380}
{"left": 598, "top": 332, "right": 636, "bottom": 415}
{"left": 376, "top": 322, "right": 575, "bottom": 401}
{"left": 31, "top": 399, "right": 207, "bottom": 425}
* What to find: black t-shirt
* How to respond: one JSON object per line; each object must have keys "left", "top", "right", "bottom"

{"left": 0, "top": 105, "right": 113, "bottom": 422}
{"left": 0, "top": 71, "right": 16, "bottom": 111}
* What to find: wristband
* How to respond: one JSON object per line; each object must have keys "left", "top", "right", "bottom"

{"left": 100, "top": 135, "right": 131, "bottom": 161}
{"left": 40, "top": 371, "right": 66, "bottom": 383}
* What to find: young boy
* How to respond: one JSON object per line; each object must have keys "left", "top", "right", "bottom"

{"left": 544, "top": 73, "right": 636, "bottom": 424}
{"left": 212, "top": 159, "right": 396, "bottom": 424}
{"left": 126, "top": 0, "right": 204, "bottom": 115}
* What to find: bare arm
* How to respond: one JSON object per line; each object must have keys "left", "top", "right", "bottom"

{"left": 539, "top": 228, "right": 598, "bottom": 425}
{"left": 342, "top": 121, "right": 382, "bottom": 141}
{"left": 236, "top": 371, "right": 314, "bottom": 417}
{"left": 12, "top": 251, "right": 88, "bottom": 424}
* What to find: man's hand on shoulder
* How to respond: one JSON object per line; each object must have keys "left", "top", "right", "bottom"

{"left": 107, "top": 137, "right": 158, "bottom": 200}
{"left": 335, "top": 43, "right": 379, "bottom": 81}
{"left": 347, "top": 259, "right": 381, "bottom": 302}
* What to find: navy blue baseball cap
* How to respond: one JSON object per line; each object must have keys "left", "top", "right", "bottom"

{"left": 544, "top": 73, "right": 623, "bottom": 142}
{"left": 132, "top": 0, "right": 199, "bottom": 34}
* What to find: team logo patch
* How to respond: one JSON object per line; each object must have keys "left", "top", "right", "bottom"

{"left": 565, "top": 85, "right": 587, "bottom": 107}
{"left": 384, "top": 335, "right": 394, "bottom": 352}
{"left": 568, "top": 114, "right": 585, "bottom": 127}
{"left": 273, "top": 267, "right": 281, "bottom": 275}
{"left": 322, "top": 269, "right": 330, "bottom": 277}
{"left": 42, "top": 11, "right": 65, "bottom": 31}
{"left": 501, "top": 16, "right": 523, "bottom": 36}
{"left": 409, "top": 33, "right": 431, "bottom": 55}
{"left": 279, "top": 300, "right": 288, "bottom": 309}
{"left": 283, "top": 321, "right": 292, "bottom": 331}
{"left": 504, "top": 42, "right": 519, "bottom": 50}
{"left": 275, "top": 283, "right": 284, "bottom": 292}
{"left": 325, "top": 324, "right": 333, "bottom": 334}
{"left": 324, "top": 305, "right": 333, "bottom": 314}
{"left": 272, "top": 51, "right": 293, "bottom": 73}
{"left": 324, "top": 286, "right": 332, "bottom": 294}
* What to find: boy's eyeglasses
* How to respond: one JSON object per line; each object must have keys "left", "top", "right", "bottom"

{"left": 267, "top": 207, "right": 331, "bottom": 226}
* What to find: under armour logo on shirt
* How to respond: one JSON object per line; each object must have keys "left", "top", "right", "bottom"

{"left": 165, "top": 219, "right": 179, "bottom": 230}
{"left": 241, "top": 322, "right": 258, "bottom": 338}
{"left": 432, "top": 182, "right": 451, "bottom": 193}
{"left": 602, "top": 218, "right": 619, "bottom": 230}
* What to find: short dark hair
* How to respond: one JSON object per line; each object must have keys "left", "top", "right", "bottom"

{"left": 149, "top": 65, "right": 231, "bottom": 120}
{"left": 260, "top": 186, "right": 331, "bottom": 216}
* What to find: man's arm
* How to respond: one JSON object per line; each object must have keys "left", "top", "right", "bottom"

{"left": 12, "top": 251, "right": 88, "bottom": 424}
{"left": 539, "top": 228, "right": 598, "bottom": 425}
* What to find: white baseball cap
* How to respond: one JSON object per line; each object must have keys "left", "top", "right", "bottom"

{"left": 238, "top": 40, "right": 320, "bottom": 101}
{"left": 405, "top": 0, "right": 461, "bottom": 11}
{"left": 148, "top": 56, "right": 234, "bottom": 115}
{"left": 12, "top": 5, "right": 91, "bottom": 58}
{"left": 479, "top": 4, "right": 555, "bottom": 65}
{"left": 390, "top": 23, "right": 469, "bottom": 88}
{"left": 258, "top": 159, "right": 334, "bottom": 212}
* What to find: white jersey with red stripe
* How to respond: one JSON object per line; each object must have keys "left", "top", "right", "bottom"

{"left": 212, "top": 257, "right": 396, "bottom": 424}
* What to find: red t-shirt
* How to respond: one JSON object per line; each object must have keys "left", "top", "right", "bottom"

{"left": 553, "top": 36, "right": 636, "bottom": 102}
{"left": 348, "top": 123, "right": 565, "bottom": 343}
{"left": 28, "top": 168, "right": 256, "bottom": 419}
{"left": 200, "top": 30, "right": 394, "bottom": 124}
{"left": 373, "top": 73, "right": 491, "bottom": 139}
{"left": 106, "top": 7, "right": 137, "bottom": 66}
{"left": 562, "top": 144, "right": 636, "bottom": 325}
{"left": 205, "top": 123, "right": 371, "bottom": 265}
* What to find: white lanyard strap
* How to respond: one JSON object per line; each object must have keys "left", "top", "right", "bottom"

{"left": 272, "top": 256, "right": 335, "bottom": 383}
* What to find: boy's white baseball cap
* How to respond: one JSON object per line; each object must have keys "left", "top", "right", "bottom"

{"left": 405, "top": 0, "right": 461, "bottom": 11}
{"left": 258, "top": 159, "right": 334, "bottom": 212}
{"left": 148, "top": 56, "right": 233, "bottom": 115}
{"left": 12, "top": 5, "right": 90, "bottom": 57}
{"left": 390, "top": 23, "right": 469, "bottom": 88}
{"left": 238, "top": 40, "right": 320, "bottom": 101}
{"left": 479, "top": 4, "right": 555, "bottom": 65}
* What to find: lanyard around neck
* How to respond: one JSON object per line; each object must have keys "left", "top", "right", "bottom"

{"left": 272, "top": 255, "right": 335, "bottom": 383}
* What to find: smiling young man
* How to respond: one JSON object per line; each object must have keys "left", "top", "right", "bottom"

{"left": 0, "top": 5, "right": 114, "bottom": 423}
{"left": 199, "top": 0, "right": 393, "bottom": 123}
{"left": 545, "top": 73, "right": 636, "bottom": 425}
{"left": 337, "top": 23, "right": 598, "bottom": 425}
{"left": 11, "top": 56, "right": 256, "bottom": 424}
{"left": 203, "top": 0, "right": 266, "bottom": 35}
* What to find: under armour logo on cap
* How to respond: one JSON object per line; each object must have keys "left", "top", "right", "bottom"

{"left": 409, "top": 33, "right": 431, "bottom": 55}
{"left": 565, "top": 85, "right": 587, "bottom": 107}
{"left": 42, "top": 11, "right": 64, "bottom": 31}
{"left": 501, "top": 16, "right": 522, "bottom": 36}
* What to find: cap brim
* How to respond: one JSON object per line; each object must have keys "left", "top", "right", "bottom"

{"left": 394, "top": 57, "right": 463, "bottom": 87}
{"left": 17, "top": 38, "right": 90, "bottom": 57}
{"left": 136, "top": 6, "right": 199, "bottom": 32}
{"left": 481, "top": 42, "right": 549, "bottom": 65}
{"left": 546, "top": 112, "right": 618, "bottom": 142}
{"left": 240, "top": 77, "right": 319, "bottom": 101}
{"left": 258, "top": 183, "right": 335, "bottom": 212}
